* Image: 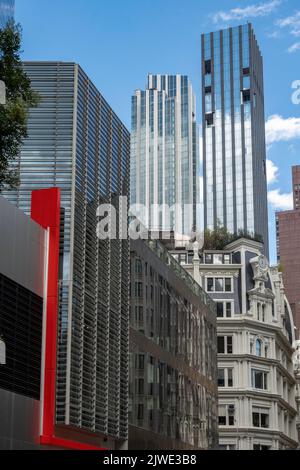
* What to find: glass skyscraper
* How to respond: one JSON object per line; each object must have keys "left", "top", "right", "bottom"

{"left": 201, "top": 23, "right": 269, "bottom": 256}
{"left": 4, "top": 62, "right": 130, "bottom": 448}
{"left": 0, "top": 0, "right": 14, "bottom": 28}
{"left": 131, "top": 74, "right": 200, "bottom": 246}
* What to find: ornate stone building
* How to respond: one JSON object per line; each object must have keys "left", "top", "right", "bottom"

{"left": 170, "top": 238, "right": 298, "bottom": 450}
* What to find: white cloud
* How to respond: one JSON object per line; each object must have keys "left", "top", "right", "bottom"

{"left": 268, "top": 189, "right": 293, "bottom": 210}
{"left": 212, "top": 0, "right": 281, "bottom": 23}
{"left": 265, "top": 114, "right": 300, "bottom": 145}
{"left": 266, "top": 159, "right": 278, "bottom": 185}
{"left": 276, "top": 11, "right": 300, "bottom": 28}
{"left": 287, "top": 41, "right": 300, "bottom": 53}
{"left": 266, "top": 30, "right": 280, "bottom": 38}
{"left": 276, "top": 11, "right": 300, "bottom": 37}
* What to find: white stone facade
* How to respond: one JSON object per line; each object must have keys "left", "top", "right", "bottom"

{"left": 170, "top": 238, "right": 299, "bottom": 450}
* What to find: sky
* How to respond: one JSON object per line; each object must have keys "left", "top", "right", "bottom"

{"left": 15, "top": 0, "right": 300, "bottom": 264}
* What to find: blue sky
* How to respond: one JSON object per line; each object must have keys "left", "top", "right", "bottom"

{"left": 15, "top": 0, "right": 300, "bottom": 263}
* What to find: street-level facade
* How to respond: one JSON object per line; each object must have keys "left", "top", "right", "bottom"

{"left": 170, "top": 238, "right": 298, "bottom": 449}
{"left": 129, "top": 238, "right": 218, "bottom": 450}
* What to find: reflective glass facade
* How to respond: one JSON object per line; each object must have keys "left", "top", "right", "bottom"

{"left": 131, "top": 75, "right": 200, "bottom": 243}
{"left": 4, "top": 62, "right": 130, "bottom": 446}
{"left": 0, "top": 0, "right": 14, "bottom": 28}
{"left": 129, "top": 239, "right": 218, "bottom": 449}
{"left": 202, "top": 24, "right": 269, "bottom": 257}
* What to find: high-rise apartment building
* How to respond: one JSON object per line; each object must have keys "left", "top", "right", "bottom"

{"left": 276, "top": 165, "right": 300, "bottom": 337}
{"left": 0, "top": 0, "right": 14, "bottom": 27}
{"left": 4, "top": 62, "right": 130, "bottom": 449}
{"left": 201, "top": 24, "right": 269, "bottom": 257}
{"left": 131, "top": 74, "right": 200, "bottom": 246}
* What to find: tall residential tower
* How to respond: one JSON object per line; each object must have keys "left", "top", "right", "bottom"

{"left": 0, "top": 0, "right": 14, "bottom": 27}
{"left": 131, "top": 74, "right": 200, "bottom": 246}
{"left": 201, "top": 24, "right": 269, "bottom": 257}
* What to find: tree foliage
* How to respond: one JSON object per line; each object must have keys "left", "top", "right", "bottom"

{"left": 203, "top": 222, "right": 263, "bottom": 251}
{"left": 0, "top": 21, "right": 39, "bottom": 190}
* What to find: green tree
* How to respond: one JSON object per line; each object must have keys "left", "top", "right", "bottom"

{"left": 0, "top": 21, "right": 39, "bottom": 190}
{"left": 203, "top": 221, "right": 263, "bottom": 251}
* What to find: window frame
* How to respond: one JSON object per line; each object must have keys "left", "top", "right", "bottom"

{"left": 217, "top": 335, "right": 233, "bottom": 354}
{"left": 216, "top": 300, "right": 234, "bottom": 318}
{"left": 206, "top": 277, "right": 233, "bottom": 293}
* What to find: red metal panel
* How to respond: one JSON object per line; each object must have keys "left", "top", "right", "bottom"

{"left": 31, "top": 188, "right": 61, "bottom": 440}
{"left": 40, "top": 436, "right": 106, "bottom": 451}
{"left": 31, "top": 188, "right": 108, "bottom": 451}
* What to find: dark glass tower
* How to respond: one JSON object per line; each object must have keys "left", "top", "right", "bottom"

{"left": 201, "top": 23, "right": 269, "bottom": 257}
{"left": 0, "top": 0, "right": 14, "bottom": 28}
{"left": 4, "top": 62, "right": 130, "bottom": 448}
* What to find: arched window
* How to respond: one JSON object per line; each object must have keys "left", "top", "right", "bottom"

{"left": 256, "top": 339, "right": 262, "bottom": 357}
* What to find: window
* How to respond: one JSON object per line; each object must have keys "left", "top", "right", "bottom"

{"left": 219, "top": 404, "right": 235, "bottom": 426}
{"left": 135, "top": 282, "right": 143, "bottom": 297}
{"left": 252, "top": 369, "right": 268, "bottom": 390}
{"left": 242, "top": 89, "right": 250, "bottom": 104}
{"left": 137, "top": 404, "right": 144, "bottom": 420}
{"left": 213, "top": 254, "right": 223, "bottom": 265}
{"left": 135, "top": 306, "right": 143, "bottom": 322}
{"left": 205, "top": 112, "right": 214, "bottom": 127}
{"left": 207, "top": 278, "right": 214, "bottom": 292}
{"left": 252, "top": 409, "right": 269, "bottom": 428}
{"left": 205, "top": 254, "right": 213, "bottom": 264}
{"left": 262, "top": 305, "right": 266, "bottom": 322}
{"left": 225, "top": 278, "right": 232, "bottom": 292}
{"left": 137, "top": 354, "right": 145, "bottom": 370}
{"left": 218, "top": 369, "right": 225, "bottom": 387}
{"left": 205, "top": 59, "right": 212, "bottom": 74}
{"left": 224, "top": 254, "right": 231, "bottom": 265}
{"left": 218, "top": 368, "right": 233, "bottom": 387}
{"left": 135, "top": 258, "right": 143, "bottom": 274}
{"left": 206, "top": 277, "right": 232, "bottom": 293}
{"left": 256, "top": 339, "right": 262, "bottom": 357}
{"left": 138, "top": 378, "right": 144, "bottom": 395}
{"left": 215, "top": 278, "right": 224, "bottom": 292}
{"left": 216, "top": 302, "right": 233, "bottom": 318}
{"left": 218, "top": 336, "right": 233, "bottom": 354}
{"left": 257, "top": 303, "right": 261, "bottom": 321}
{"left": 253, "top": 444, "right": 270, "bottom": 451}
